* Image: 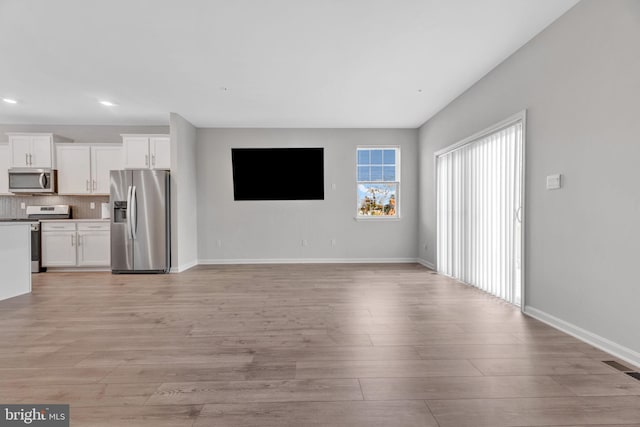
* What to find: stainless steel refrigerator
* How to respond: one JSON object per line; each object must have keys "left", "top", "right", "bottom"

{"left": 110, "top": 169, "right": 170, "bottom": 273}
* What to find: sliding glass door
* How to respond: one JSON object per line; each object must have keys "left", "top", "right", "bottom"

{"left": 436, "top": 113, "right": 525, "bottom": 306}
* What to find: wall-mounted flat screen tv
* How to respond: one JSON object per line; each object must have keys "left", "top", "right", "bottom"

{"left": 231, "top": 148, "right": 324, "bottom": 200}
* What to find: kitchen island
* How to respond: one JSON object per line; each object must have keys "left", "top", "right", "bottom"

{"left": 0, "top": 223, "right": 31, "bottom": 301}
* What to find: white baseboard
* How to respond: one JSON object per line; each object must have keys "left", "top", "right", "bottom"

{"left": 524, "top": 306, "right": 640, "bottom": 369}
{"left": 197, "top": 257, "right": 419, "bottom": 265}
{"left": 44, "top": 267, "right": 110, "bottom": 272}
{"left": 170, "top": 259, "right": 198, "bottom": 273}
{"left": 416, "top": 258, "right": 436, "bottom": 270}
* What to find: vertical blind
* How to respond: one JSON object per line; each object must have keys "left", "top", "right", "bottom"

{"left": 436, "top": 120, "right": 523, "bottom": 305}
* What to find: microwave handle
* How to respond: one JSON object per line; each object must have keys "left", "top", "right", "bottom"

{"left": 38, "top": 173, "right": 47, "bottom": 189}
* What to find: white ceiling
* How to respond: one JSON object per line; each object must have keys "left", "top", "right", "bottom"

{"left": 0, "top": 0, "right": 578, "bottom": 128}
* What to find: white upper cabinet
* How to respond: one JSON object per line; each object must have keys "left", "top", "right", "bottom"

{"left": 9, "top": 135, "right": 31, "bottom": 167}
{"left": 122, "top": 136, "right": 150, "bottom": 169}
{"left": 56, "top": 144, "right": 123, "bottom": 195}
{"left": 57, "top": 145, "right": 91, "bottom": 194}
{"left": 122, "top": 134, "right": 170, "bottom": 170}
{"left": 92, "top": 146, "right": 122, "bottom": 194}
{"left": 150, "top": 136, "right": 170, "bottom": 169}
{"left": 30, "top": 135, "right": 56, "bottom": 167}
{"left": 7, "top": 133, "right": 72, "bottom": 168}
{"left": 0, "top": 143, "right": 9, "bottom": 194}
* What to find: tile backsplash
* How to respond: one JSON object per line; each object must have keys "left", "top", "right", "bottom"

{"left": 0, "top": 195, "right": 109, "bottom": 219}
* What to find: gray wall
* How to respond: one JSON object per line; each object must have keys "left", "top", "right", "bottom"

{"left": 0, "top": 124, "right": 168, "bottom": 143}
{"left": 170, "top": 113, "right": 198, "bottom": 271}
{"left": 197, "top": 128, "right": 418, "bottom": 262}
{"left": 418, "top": 0, "right": 640, "bottom": 355}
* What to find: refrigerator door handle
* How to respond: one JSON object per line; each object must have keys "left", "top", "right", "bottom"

{"left": 131, "top": 185, "right": 138, "bottom": 240}
{"left": 126, "top": 185, "right": 133, "bottom": 240}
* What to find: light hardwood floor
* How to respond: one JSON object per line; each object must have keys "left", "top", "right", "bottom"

{"left": 1, "top": 264, "right": 639, "bottom": 426}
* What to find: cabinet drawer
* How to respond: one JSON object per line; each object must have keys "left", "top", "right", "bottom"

{"left": 42, "top": 222, "right": 76, "bottom": 231}
{"left": 78, "top": 223, "right": 110, "bottom": 231}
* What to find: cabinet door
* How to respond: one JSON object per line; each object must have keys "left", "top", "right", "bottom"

{"left": 42, "top": 231, "right": 77, "bottom": 267}
{"left": 56, "top": 145, "right": 91, "bottom": 194}
{"left": 0, "top": 144, "right": 9, "bottom": 194}
{"left": 77, "top": 231, "right": 110, "bottom": 266}
{"left": 123, "top": 137, "right": 150, "bottom": 169}
{"left": 92, "top": 146, "right": 123, "bottom": 194}
{"left": 150, "top": 137, "right": 171, "bottom": 169}
{"left": 9, "top": 136, "right": 31, "bottom": 167}
{"left": 30, "top": 135, "right": 53, "bottom": 168}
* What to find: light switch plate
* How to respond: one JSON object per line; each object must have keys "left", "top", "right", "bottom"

{"left": 546, "top": 174, "right": 562, "bottom": 190}
{"left": 90, "top": 202, "right": 95, "bottom": 209}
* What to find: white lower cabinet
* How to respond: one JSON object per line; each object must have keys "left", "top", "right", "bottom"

{"left": 42, "top": 230, "right": 77, "bottom": 266}
{"left": 42, "top": 222, "right": 110, "bottom": 268}
{"left": 77, "top": 229, "right": 110, "bottom": 266}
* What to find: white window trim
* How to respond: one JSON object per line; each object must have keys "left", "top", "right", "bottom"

{"left": 355, "top": 145, "right": 401, "bottom": 220}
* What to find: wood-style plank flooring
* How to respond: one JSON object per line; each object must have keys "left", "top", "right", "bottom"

{"left": 1, "top": 264, "right": 639, "bottom": 426}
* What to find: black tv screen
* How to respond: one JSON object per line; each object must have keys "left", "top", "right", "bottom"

{"left": 232, "top": 148, "right": 324, "bottom": 200}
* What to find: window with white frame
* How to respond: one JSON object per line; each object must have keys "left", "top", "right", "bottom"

{"left": 356, "top": 147, "right": 400, "bottom": 218}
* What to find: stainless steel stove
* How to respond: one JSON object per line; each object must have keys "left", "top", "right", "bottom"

{"left": 0, "top": 205, "right": 71, "bottom": 272}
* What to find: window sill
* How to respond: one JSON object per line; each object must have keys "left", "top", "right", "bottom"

{"left": 354, "top": 216, "right": 401, "bottom": 222}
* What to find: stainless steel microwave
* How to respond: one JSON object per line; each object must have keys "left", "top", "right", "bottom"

{"left": 8, "top": 168, "right": 58, "bottom": 194}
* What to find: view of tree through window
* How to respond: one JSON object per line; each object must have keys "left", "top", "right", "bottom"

{"left": 356, "top": 147, "right": 399, "bottom": 217}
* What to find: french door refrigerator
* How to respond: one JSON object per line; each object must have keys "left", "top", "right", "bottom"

{"left": 110, "top": 169, "right": 170, "bottom": 273}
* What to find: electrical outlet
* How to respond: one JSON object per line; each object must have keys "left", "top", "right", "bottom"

{"left": 20, "top": 202, "right": 26, "bottom": 209}
{"left": 331, "top": 239, "right": 337, "bottom": 247}
{"left": 301, "top": 239, "right": 308, "bottom": 247}
{"left": 90, "top": 202, "right": 95, "bottom": 209}
{"left": 216, "top": 239, "right": 222, "bottom": 248}
{"left": 331, "top": 183, "right": 337, "bottom": 190}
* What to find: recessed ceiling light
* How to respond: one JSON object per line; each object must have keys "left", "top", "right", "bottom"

{"left": 2, "top": 98, "right": 18, "bottom": 104}
{"left": 417, "top": 89, "right": 423, "bottom": 93}
{"left": 99, "top": 100, "right": 117, "bottom": 106}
